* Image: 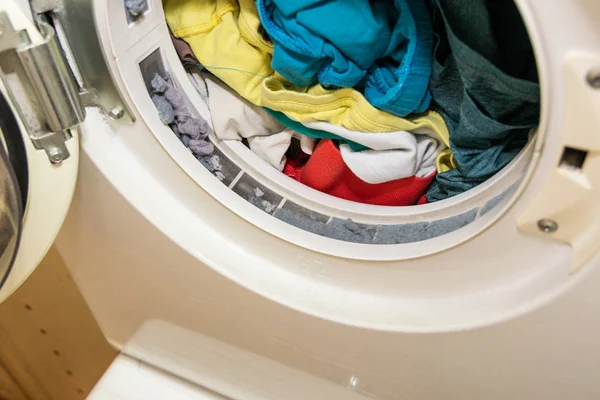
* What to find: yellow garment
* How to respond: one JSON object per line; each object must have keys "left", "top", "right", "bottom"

{"left": 261, "top": 77, "right": 448, "bottom": 138}
{"left": 164, "top": 0, "right": 456, "bottom": 174}
{"left": 436, "top": 149, "right": 457, "bottom": 173}
{"left": 165, "top": 0, "right": 273, "bottom": 103}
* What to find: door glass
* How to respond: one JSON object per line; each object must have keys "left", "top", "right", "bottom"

{"left": 0, "top": 105, "right": 23, "bottom": 290}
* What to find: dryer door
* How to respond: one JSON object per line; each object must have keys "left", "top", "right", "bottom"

{"left": 0, "top": 2, "right": 79, "bottom": 303}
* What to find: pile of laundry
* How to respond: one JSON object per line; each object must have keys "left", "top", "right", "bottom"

{"left": 163, "top": 0, "right": 540, "bottom": 206}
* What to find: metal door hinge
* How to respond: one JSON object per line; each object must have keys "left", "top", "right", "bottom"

{"left": 0, "top": 10, "right": 82, "bottom": 163}
{"left": 30, "top": 0, "right": 135, "bottom": 122}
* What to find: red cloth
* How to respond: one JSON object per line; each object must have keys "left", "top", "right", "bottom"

{"left": 286, "top": 140, "right": 435, "bottom": 206}
{"left": 283, "top": 151, "right": 310, "bottom": 180}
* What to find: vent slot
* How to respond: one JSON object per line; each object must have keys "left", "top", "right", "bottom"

{"left": 559, "top": 147, "right": 587, "bottom": 171}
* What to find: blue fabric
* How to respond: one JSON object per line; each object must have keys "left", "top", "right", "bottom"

{"left": 426, "top": 0, "right": 540, "bottom": 202}
{"left": 266, "top": 109, "right": 367, "bottom": 152}
{"left": 256, "top": 0, "right": 433, "bottom": 117}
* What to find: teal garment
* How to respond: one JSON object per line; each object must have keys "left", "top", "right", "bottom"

{"left": 256, "top": 0, "right": 433, "bottom": 117}
{"left": 426, "top": 0, "right": 540, "bottom": 202}
{"left": 266, "top": 109, "right": 367, "bottom": 151}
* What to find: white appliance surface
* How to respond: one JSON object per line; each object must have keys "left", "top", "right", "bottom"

{"left": 38, "top": 0, "right": 600, "bottom": 398}
{"left": 88, "top": 354, "right": 226, "bottom": 400}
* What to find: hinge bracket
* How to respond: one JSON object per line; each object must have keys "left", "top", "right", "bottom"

{"left": 0, "top": 10, "right": 84, "bottom": 163}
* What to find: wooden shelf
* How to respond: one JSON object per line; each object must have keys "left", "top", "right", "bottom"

{"left": 0, "top": 246, "right": 117, "bottom": 399}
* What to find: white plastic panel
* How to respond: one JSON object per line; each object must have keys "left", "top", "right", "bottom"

{"left": 120, "top": 320, "right": 371, "bottom": 400}
{"left": 89, "top": 355, "right": 226, "bottom": 400}
{"left": 71, "top": 0, "right": 600, "bottom": 332}
{"left": 105, "top": 0, "right": 165, "bottom": 58}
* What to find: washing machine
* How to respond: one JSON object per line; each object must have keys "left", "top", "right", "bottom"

{"left": 1, "top": 0, "right": 600, "bottom": 398}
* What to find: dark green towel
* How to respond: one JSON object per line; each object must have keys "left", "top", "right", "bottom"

{"left": 426, "top": 0, "right": 540, "bottom": 202}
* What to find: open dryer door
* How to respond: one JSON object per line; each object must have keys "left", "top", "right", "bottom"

{"left": 0, "top": 2, "right": 79, "bottom": 303}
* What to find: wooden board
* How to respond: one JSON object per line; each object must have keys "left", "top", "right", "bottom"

{"left": 0, "top": 360, "right": 27, "bottom": 400}
{"left": 0, "top": 246, "right": 117, "bottom": 399}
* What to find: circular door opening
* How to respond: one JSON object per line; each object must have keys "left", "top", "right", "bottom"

{"left": 91, "top": 0, "right": 600, "bottom": 332}
{"left": 131, "top": 0, "right": 542, "bottom": 261}
{"left": 0, "top": 90, "right": 26, "bottom": 290}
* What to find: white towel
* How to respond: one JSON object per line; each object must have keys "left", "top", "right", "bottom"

{"left": 303, "top": 120, "right": 443, "bottom": 183}
{"left": 302, "top": 120, "right": 439, "bottom": 150}
{"left": 339, "top": 135, "right": 440, "bottom": 184}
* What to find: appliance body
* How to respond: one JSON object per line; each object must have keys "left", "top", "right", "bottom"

{"left": 2, "top": 0, "right": 600, "bottom": 398}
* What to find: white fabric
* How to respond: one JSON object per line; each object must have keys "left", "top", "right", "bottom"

{"left": 302, "top": 121, "right": 438, "bottom": 150}
{"left": 339, "top": 135, "right": 440, "bottom": 184}
{"left": 303, "top": 120, "right": 444, "bottom": 183}
{"left": 291, "top": 131, "right": 315, "bottom": 155}
{"left": 204, "top": 74, "right": 285, "bottom": 140}
{"left": 247, "top": 129, "right": 315, "bottom": 171}
{"left": 200, "top": 73, "right": 314, "bottom": 170}
{"left": 187, "top": 69, "right": 209, "bottom": 105}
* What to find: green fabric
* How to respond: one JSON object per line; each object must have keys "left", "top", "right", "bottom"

{"left": 266, "top": 109, "right": 367, "bottom": 151}
{"left": 426, "top": 0, "right": 540, "bottom": 202}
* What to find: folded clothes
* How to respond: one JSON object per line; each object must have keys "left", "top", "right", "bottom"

{"left": 164, "top": 0, "right": 449, "bottom": 137}
{"left": 425, "top": 0, "right": 540, "bottom": 202}
{"left": 256, "top": 0, "right": 433, "bottom": 117}
{"left": 339, "top": 135, "right": 440, "bottom": 184}
{"left": 203, "top": 72, "right": 314, "bottom": 170}
{"left": 287, "top": 140, "right": 435, "bottom": 206}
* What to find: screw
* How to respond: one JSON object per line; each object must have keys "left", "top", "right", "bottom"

{"left": 537, "top": 218, "right": 558, "bottom": 233}
{"left": 48, "top": 148, "right": 64, "bottom": 164}
{"left": 109, "top": 106, "right": 124, "bottom": 120}
{"left": 587, "top": 70, "right": 600, "bottom": 88}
